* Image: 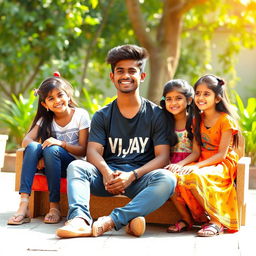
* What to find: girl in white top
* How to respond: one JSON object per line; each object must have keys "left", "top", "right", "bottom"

{"left": 8, "top": 72, "right": 90, "bottom": 225}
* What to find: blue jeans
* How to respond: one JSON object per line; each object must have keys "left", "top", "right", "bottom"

{"left": 19, "top": 141, "right": 75, "bottom": 202}
{"left": 67, "top": 160, "right": 176, "bottom": 230}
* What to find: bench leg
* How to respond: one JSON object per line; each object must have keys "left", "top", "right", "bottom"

{"left": 29, "top": 191, "right": 50, "bottom": 218}
{"left": 29, "top": 192, "right": 36, "bottom": 218}
{"left": 240, "top": 204, "right": 247, "bottom": 226}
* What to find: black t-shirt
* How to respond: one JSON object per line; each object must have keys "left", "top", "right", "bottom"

{"left": 89, "top": 97, "right": 169, "bottom": 167}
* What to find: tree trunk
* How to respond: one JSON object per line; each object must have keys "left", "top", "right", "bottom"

{"left": 147, "top": 49, "right": 167, "bottom": 103}
{"left": 148, "top": 13, "right": 182, "bottom": 103}
{"left": 125, "top": 0, "right": 207, "bottom": 103}
{"left": 125, "top": 0, "right": 183, "bottom": 103}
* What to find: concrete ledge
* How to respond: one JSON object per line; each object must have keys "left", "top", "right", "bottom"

{"left": 2, "top": 153, "right": 16, "bottom": 172}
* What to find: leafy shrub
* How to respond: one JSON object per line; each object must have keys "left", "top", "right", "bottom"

{"left": 79, "top": 88, "right": 116, "bottom": 118}
{"left": 0, "top": 92, "right": 37, "bottom": 151}
{"left": 232, "top": 91, "right": 256, "bottom": 165}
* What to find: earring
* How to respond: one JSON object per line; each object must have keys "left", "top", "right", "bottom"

{"left": 46, "top": 108, "right": 49, "bottom": 112}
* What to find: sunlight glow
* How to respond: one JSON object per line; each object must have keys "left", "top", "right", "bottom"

{"left": 240, "top": 0, "right": 255, "bottom": 5}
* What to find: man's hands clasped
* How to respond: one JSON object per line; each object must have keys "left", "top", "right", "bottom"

{"left": 103, "top": 170, "right": 135, "bottom": 195}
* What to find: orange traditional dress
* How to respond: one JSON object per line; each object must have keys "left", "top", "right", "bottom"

{"left": 176, "top": 113, "right": 239, "bottom": 230}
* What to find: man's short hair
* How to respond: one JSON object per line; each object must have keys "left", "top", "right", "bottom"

{"left": 106, "top": 44, "right": 149, "bottom": 73}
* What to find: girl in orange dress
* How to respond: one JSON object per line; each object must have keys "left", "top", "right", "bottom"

{"left": 173, "top": 74, "right": 239, "bottom": 236}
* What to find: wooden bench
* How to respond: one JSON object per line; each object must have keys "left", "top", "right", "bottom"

{"left": 15, "top": 139, "right": 251, "bottom": 226}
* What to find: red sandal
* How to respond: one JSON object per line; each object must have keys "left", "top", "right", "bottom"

{"left": 167, "top": 219, "right": 193, "bottom": 233}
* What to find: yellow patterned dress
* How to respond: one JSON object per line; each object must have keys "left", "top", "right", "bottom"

{"left": 176, "top": 113, "right": 239, "bottom": 230}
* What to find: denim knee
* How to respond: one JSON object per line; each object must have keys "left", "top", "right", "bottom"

{"left": 152, "top": 169, "right": 177, "bottom": 197}
{"left": 25, "top": 141, "right": 42, "bottom": 153}
{"left": 42, "top": 145, "right": 61, "bottom": 158}
{"left": 161, "top": 169, "right": 176, "bottom": 193}
{"left": 67, "top": 160, "right": 92, "bottom": 181}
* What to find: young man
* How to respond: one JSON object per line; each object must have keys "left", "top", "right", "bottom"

{"left": 56, "top": 44, "right": 176, "bottom": 238}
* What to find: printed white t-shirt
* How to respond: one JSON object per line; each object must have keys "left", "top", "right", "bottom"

{"left": 37, "top": 107, "right": 90, "bottom": 159}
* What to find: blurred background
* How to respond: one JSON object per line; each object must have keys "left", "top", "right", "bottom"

{"left": 0, "top": 0, "right": 255, "bottom": 167}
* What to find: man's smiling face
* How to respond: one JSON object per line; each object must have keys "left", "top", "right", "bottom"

{"left": 110, "top": 59, "right": 146, "bottom": 94}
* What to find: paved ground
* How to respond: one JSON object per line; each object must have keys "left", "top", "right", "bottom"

{"left": 0, "top": 171, "right": 255, "bottom": 256}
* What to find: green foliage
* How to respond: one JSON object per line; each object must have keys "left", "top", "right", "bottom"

{"left": 37, "top": 56, "right": 83, "bottom": 90}
{"left": 79, "top": 88, "right": 116, "bottom": 118}
{"left": 176, "top": 0, "right": 256, "bottom": 86}
{"left": 232, "top": 91, "right": 256, "bottom": 165}
{"left": 1, "top": 0, "right": 256, "bottom": 107}
{"left": 0, "top": 92, "right": 37, "bottom": 150}
{"left": 0, "top": 0, "right": 102, "bottom": 99}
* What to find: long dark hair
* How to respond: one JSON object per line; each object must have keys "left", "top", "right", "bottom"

{"left": 29, "top": 76, "right": 77, "bottom": 142}
{"left": 193, "top": 74, "right": 238, "bottom": 147}
{"left": 160, "top": 79, "right": 194, "bottom": 146}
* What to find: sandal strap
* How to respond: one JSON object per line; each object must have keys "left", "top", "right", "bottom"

{"left": 167, "top": 219, "right": 192, "bottom": 233}
{"left": 49, "top": 208, "right": 61, "bottom": 214}
{"left": 13, "top": 213, "right": 26, "bottom": 218}
{"left": 20, "top": 197, "right": 29, "bottom": 203}
{"left": 178, "top": 219, "right": 190, "bottom": 228}
{"left": 45, "top": 208, "right": 61, "bottom": 218}
{"left": 175, "top": 223, "right": 182, "bottom": 232}
{"left": 202, "top": 223, "right": 223, "bottom": 234}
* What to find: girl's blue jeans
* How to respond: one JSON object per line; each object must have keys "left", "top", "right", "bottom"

{"left": 19, "top": 141, "right": 75, "bottom": 202}
{"left": 67, "top": 160, "right": 176, "bottom": 230}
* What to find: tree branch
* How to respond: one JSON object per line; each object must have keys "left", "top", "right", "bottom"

{"left": 81, "top": 0, "right": 115, "bottom": 85}
{"left": 0, "top": 82, "right": 10, "bottom": 99}
{"left": 157, "top": 0, "right": 182, "bottom": 43}
{"left": 21, "top": 58, "right": 44, "bottom": 94}
{"left": 125, "top": 0, "right": 155, "bottom": 52}
{"left": 178, "top": 0, "right": 208, "bottom": 16}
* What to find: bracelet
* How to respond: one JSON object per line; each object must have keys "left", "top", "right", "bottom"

{"left": 132, "top": 170, "right": 139, "bottom": 180}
